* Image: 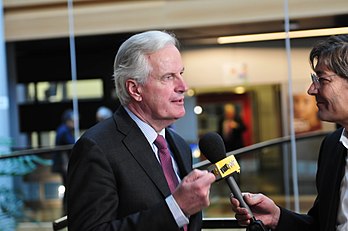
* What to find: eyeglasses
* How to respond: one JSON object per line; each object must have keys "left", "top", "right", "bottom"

{"left": 310, "top": 73, "right": 336, "bottom": 89}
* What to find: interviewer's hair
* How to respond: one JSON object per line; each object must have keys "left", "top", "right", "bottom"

{"left": 113, "top": 30, "right": 179, "bottom": 105}
{"left": 309, "top": 34, "right": 348, "bottom": 79}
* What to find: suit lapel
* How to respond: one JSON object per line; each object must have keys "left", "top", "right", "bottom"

{"left": 166, "top": 129, "right": 191, "bottom": 179}
{"left": 114, "top": 107, "right": 171, "bottom": 197}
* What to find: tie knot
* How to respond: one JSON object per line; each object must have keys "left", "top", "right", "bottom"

{"left": 154, "top": 135, "right": 167, "bottom": 150}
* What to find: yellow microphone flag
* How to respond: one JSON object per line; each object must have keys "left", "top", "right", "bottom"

{"left": 208, "top": 155, "right": 240, "bottom": 180}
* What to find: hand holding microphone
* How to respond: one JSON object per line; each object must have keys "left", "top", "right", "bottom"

{"left": 199, "top": 132, "right": 268, "bottom": 231}
{"left": 173, "top": 169, "right": 215, "bottom": 216}
{"left": 230, "top": 193, "right": 280, "bottom": 230}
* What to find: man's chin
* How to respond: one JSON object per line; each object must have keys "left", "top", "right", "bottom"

{"left": 317, "top": 112, "right": 333, "bottom": 123}
{"left": 175, "top": 112, "right": 185, "bottom": 120}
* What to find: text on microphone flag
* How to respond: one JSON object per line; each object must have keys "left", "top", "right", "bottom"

{"left": 208, "top": 155, "right": 240, "bottom": 180}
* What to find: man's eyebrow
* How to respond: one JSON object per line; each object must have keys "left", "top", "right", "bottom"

{"left": 314, "top": 69, "right": 324, "bottom": 75}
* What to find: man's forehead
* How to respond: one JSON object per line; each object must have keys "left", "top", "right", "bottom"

{"left": 314, "top": 60, "right": 330, "bottom": 73}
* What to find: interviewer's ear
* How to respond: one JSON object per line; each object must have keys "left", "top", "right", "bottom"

{"left": 126, "top": 79, "right": 142, "bottom": 102}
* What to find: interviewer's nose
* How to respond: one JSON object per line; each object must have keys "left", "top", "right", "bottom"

{"left": 307, "top": 82, "right": 318, "bottom": 95}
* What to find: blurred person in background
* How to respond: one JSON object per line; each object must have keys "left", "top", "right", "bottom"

{"left": 96, "top": 106, "right": 113, "bottom": 122}
{"left": 220, "top": 103, "right": 247, "bottom": 152}
{"left": 52, "top": 109, "right": 75, "bottom": 215}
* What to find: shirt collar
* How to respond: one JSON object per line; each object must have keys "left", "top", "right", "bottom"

{"left": 124, "top": 106, "right": 165, "bottom": 145}
{"left": 339, "top": 128, "right": 348, "bottom": 150}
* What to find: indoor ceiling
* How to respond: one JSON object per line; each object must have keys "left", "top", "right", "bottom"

{"left": 172, "top": 14, "right": 348, "bottom": 45}
{"left": 12, "top": 13, "right": 348, "bottom": 58}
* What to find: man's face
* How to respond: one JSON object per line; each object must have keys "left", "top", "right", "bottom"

{"left": 307, "top": 60, "right": 348, "bottom": 126}
{"left": 293, "top": 94, "right": 317, "bottom": 120}
{"left": 136, "top": 44, "right": 188, "bottom": 129}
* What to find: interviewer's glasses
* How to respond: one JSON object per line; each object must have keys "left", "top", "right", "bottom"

{"left": 310, "top": 73, "right": 336, "bottom": 89}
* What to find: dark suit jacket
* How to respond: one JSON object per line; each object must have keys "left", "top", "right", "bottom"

{"left": 275, "top": 128, "right": 346, "bottom": 231}
{"left": 67, "top": 106, "right": 202, "bottom": 231}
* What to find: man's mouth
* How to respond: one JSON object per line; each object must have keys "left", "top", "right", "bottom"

{"left": 172, "top": 98, "right": 184, "bottom": 104}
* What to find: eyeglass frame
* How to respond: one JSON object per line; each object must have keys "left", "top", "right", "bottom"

{"left": 310, "top": 73, "right": 337, "bottom": 89}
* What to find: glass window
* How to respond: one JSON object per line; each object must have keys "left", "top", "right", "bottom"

{"left": 17, "top": 79, "right": 104, "bottom": 103}
{"left": 22, "top": 182, "right": 40, "bottom": 201}
{"left": 44, "top": 182, "right": 61, "bottom": 200}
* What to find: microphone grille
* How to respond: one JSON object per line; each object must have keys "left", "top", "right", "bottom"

{"left": 198, "top": 132, "right": 226, "bottom": 163}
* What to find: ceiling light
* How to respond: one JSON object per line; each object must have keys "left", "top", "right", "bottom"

{"left": 186, "top": 89, "right": 195, "bottom": 97}
{"left": 217, "top": 27, "right": 348, "bottom": 44}
{"left": 194, "top": 106, "right": 203, "bottom": 115}
{"left": 234, "top": 86, "right": 246, "bottom": 94}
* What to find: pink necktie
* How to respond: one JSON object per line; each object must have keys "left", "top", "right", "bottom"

{"left": 154, "top": 135, "right": 179, "bottom": 193}
{"left": 154, "top": 135, "right": 188, "bottom": 231}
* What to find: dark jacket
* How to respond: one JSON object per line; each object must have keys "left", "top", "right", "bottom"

{"left": 275, "top": 127, "right": 346, "bottom": 231}
{"left": 67, "top": 106, "right": 201, "bottom": 231}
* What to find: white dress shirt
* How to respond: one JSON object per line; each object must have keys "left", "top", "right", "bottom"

{"left": 337, "top": 128, "right": 348, "bottom": 231}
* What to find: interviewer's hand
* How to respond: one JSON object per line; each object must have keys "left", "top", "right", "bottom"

{"left": 230, "top": 193, "right": 280, "bottom": 230}
{"left": 173, "top": 169, "right": 215, "bottom": 216}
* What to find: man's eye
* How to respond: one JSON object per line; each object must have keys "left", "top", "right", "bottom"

{"left": 318, "top": 78, "right": 329, "bottom": 83}
{"left": 163, "top": 75, "right": 174, "bottom": 81}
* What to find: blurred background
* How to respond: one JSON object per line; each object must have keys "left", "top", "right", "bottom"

{"left": 0, "top": 0, "right": 347, "bottom": 230}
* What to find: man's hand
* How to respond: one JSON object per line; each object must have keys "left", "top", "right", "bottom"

{"left": 173, "top": 169, "right": 216, "bottom": 216}
{"left": 230, "top": 193, "right": 280, "bottom": 230}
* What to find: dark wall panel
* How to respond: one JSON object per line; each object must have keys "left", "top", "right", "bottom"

{"left": 19, "top": 101, "right": 119, "bottom": 132}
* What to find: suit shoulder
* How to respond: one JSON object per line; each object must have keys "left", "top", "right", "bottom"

{"left": 322, "top": 127, "right": 343, "bottom": 145}
{"left": 167, "top": 128, "right": 186, "bottom": 142}
{"left": 79, "top": 118, "right": 118, "bottom": 142}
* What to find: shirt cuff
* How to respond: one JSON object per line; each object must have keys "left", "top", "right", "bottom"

{"left": 165, "top": 195, "right": 189, "bottom": 228}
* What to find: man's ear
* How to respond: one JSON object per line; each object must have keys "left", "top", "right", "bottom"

{"left": 126, "top": 79, "right": 142, "bottom": 102}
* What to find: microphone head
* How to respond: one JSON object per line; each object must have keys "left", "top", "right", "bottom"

{"left": 198, "top": 132, "right": 226, "bottom": 163}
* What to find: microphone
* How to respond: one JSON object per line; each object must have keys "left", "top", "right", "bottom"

{"left": 199, "top": 132, "right": 267, "bottom": 231}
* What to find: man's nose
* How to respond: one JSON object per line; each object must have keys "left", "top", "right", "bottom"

{"left": 307, "top": 82, "right": 318, "bottom": 95}
{"left": 176, "top": 76, "right": 188, "bottom": 93}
